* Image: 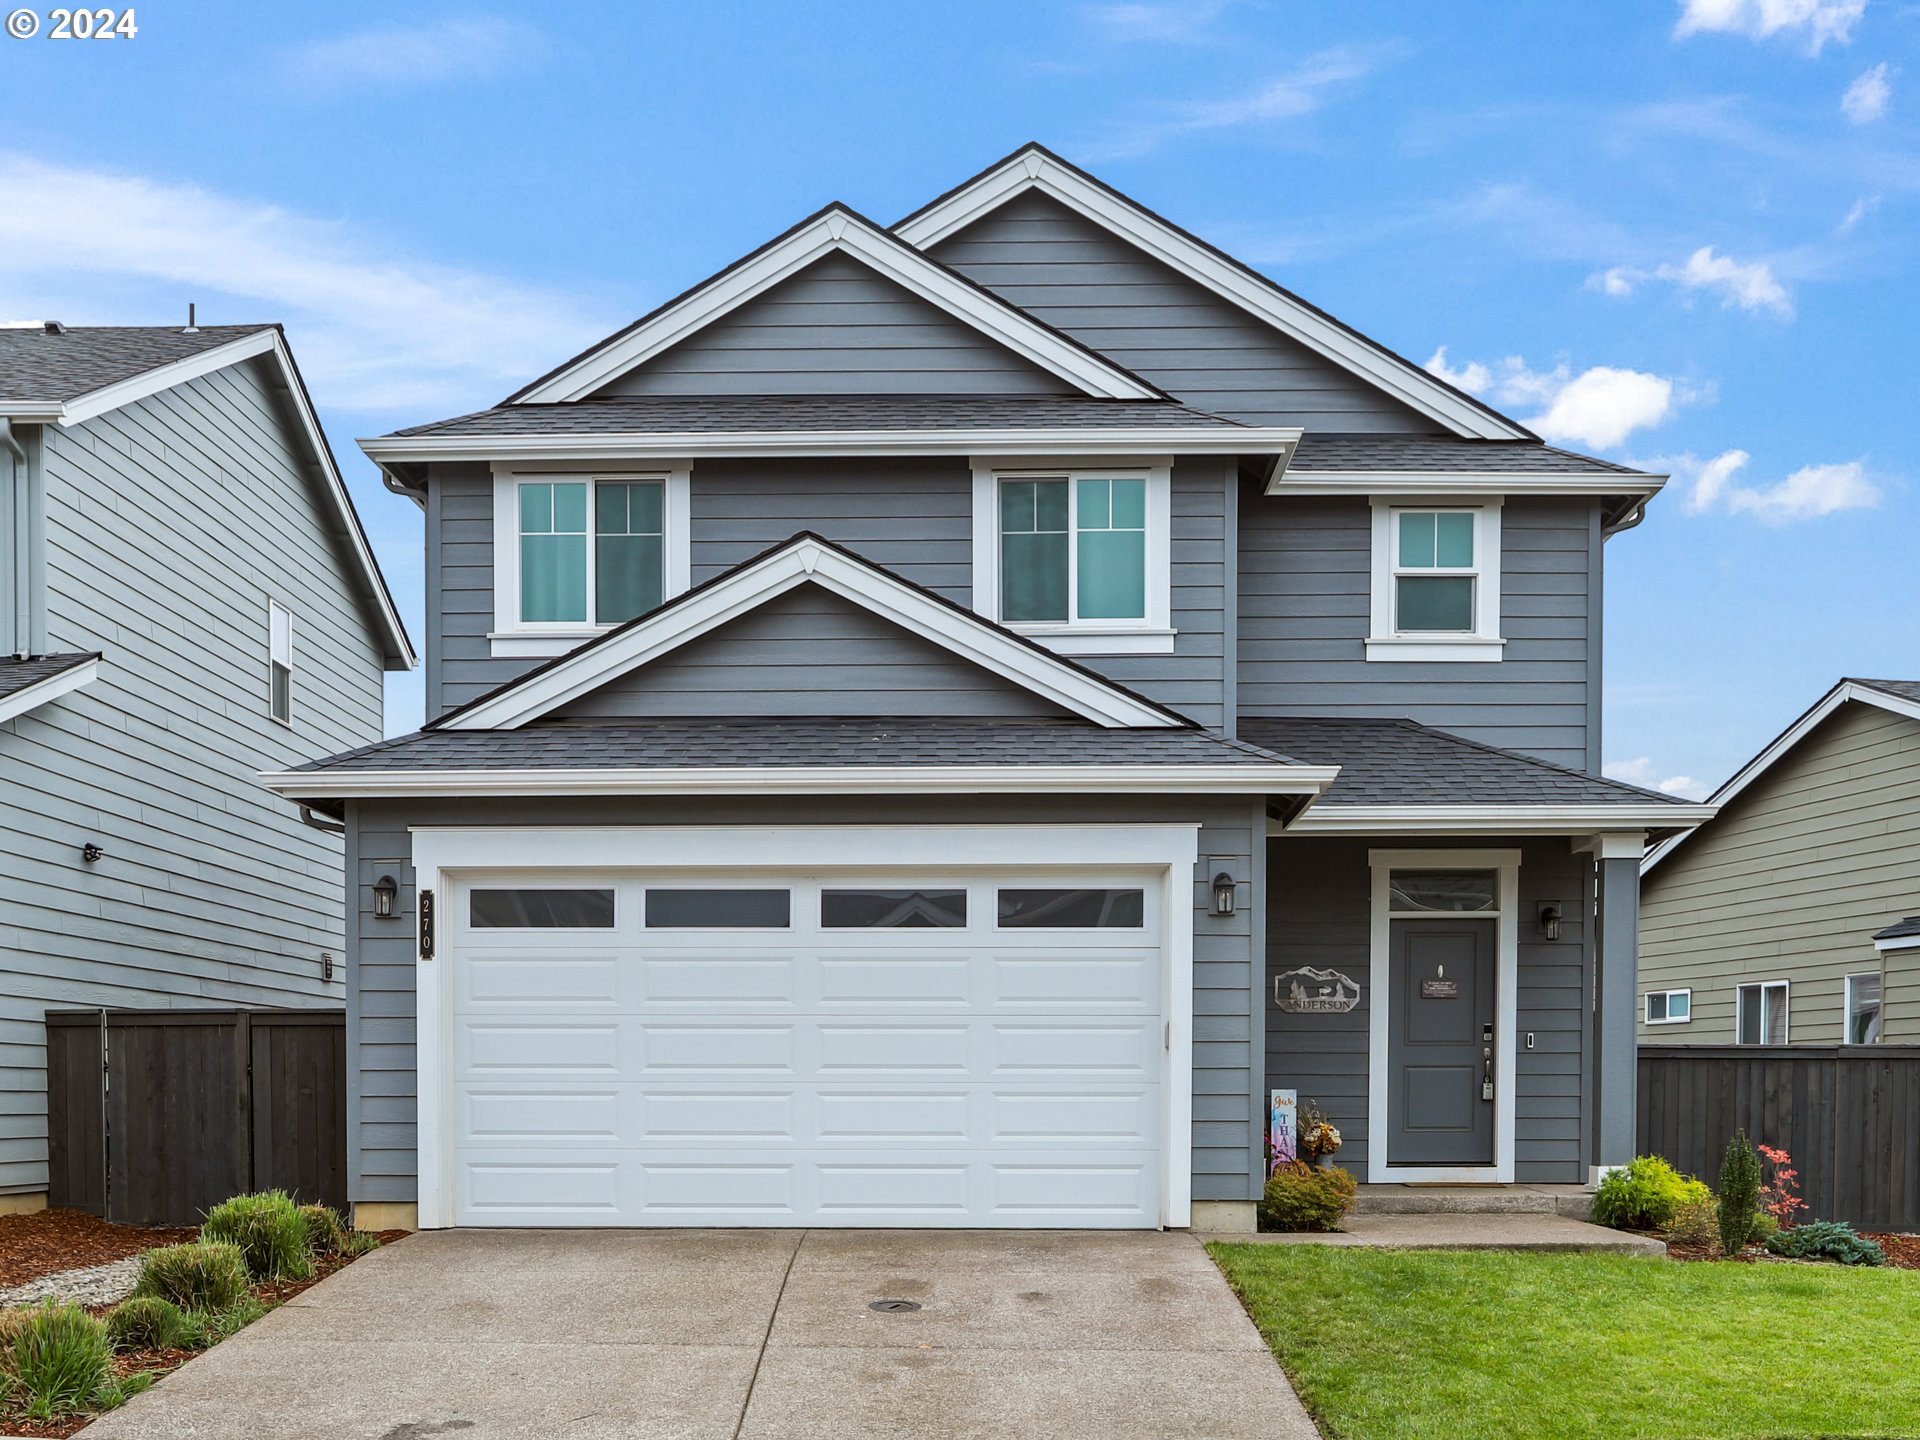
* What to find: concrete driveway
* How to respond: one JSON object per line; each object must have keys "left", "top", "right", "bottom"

{"left": 82, "top": 1229, "right": 1317, "bottom": 1440}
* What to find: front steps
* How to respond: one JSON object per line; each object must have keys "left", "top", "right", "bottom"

{"left": 1353, "top": 1184, "right": 1595, "bottom": 1221}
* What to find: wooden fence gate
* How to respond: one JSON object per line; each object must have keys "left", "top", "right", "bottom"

{"left": 46, "top": 1009, "right": 346, "bottom": 1226}
{"left": 1638, "top": 1044, "right": 1920, "bottom": 1232}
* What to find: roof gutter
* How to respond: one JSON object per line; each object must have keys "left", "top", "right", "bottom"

{"left": 0, "top": 417, "right": 26, "bottom": 464}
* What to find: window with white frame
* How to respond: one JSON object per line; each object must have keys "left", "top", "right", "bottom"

{"left": 1845, "top": 971, "right": 1883, "bottom": 1045}
{"left": 1367, "top": 500, "right": 1503, "bottom": 661}
{"left": 972, "top": 464, "right": 1172, "bottom": 653}
{"left": 1644, "top": 989, "right": 1691, "bottom": 1025}
{"left": 1736, "top": 981, "right": 1789, "bottom": 1045}
{"left": 268, "top": 601, "right": 293, "bottom": 725}
{"left": 493, "top": 470, "right": 690, "bottom": 653}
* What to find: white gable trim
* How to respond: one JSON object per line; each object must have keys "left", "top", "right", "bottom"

{"left": 895, "top": 149, "right": 1531, "bottom": 441}
{"left": 0, "top": 656, "right": 99, "bottom": 726}
{"left": 1643, "top": 680, "right": 1920, "bottom": 874}
{"left": 511, "top": 207, "right": 1160, "bottom": 404}
{"left": 437, "top": 535, "right": 1185, "bottom": 731}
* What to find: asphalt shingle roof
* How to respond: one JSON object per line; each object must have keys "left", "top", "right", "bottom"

{"left": 294, "top": 718, "right": 1301, "bottom": 775}
{"left": 1287, "top": 434, "right": 1653, "bottom": 478}
{"left": 388, "top": 394, "right": 1249, "bottom": 439}
{"left": 0, "top": 325, "right": 272, "bottom": 407}
{"left": 1874, "top": 916, "right": 1920, "bottom": 943}
{"left": 0, "top": 652, "right": 97, "bottom": 702}
{"left": 1852, "top": 678, "right": 1920, "bottom": 706}
{"left": 1237, "top": 715, "right": 1689, "bottom": 807}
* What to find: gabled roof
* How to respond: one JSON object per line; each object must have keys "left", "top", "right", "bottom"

{"left": 893, "top": 144, "right": 1534, "bottom": 442}
{"left": 0, "top": 652, "right": 100, "bottom": 725}
{"left": 506, "top": 203, "right": 1164, "bottom": 405}
{"left": 1644, "top": 677, "right": 1920, "bottom": 873}
{"left": 0, "top": 325, "right": 414, "bottom": 670}
{"left": 430, "top": 532, "right": 1193, "bottom": 732}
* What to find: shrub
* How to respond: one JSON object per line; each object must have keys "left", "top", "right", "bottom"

{"left": 105, "top": 1296, "right": 191, "bottom": 1353}
{"left": 341, "top": 1229, "right": 382, "bottom": 1259}
{"left": 201, "top": 1191, "right": 312, "bottom": 1282}
{"left": 1757, "top": 1144, "right": 1807, "bottom": 1229}
{"left": 1766, "top": 1220, "right": 1887, "bottom": 1267}
{"left": 189, "top": 1296, "right": 267, "bottom": 1347}
{"left": 3, "top": 1302, "right": 114, "bottom": 1419}
{"left": 1590, "top": 1156, "right": 1711, "bottom": 1230}
{"left": 298, "top": 1204, "right": 349, "bottom": 1258}
{"left": 1258, "top": 1162, "right": 1358, "bottom": 1232}
{"left": 1666, "top": 1195, "right": 1719, "bottom": 1247}
{"left": 1750, "top": 1211, "right": 1780, "bottom": 1242}
{"left": 131, "top": 1242, "right": 251, "bottom": 1313}
{"left": 1717, "top": 1129, "right": 1762, "bottom": 1255}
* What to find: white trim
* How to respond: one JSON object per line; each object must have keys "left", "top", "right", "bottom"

{"left": 1643, "top": 988, "right": 1692, "bottom": 1025}
{"left": 1366, "top": 499, "right": 1503, "bottom": 662}
{"left": 1280, "top": 808, "right": 1701, "bottom": 837}
{"left": 1273, "top": 473, "right": 1666, "bottom": 498}
{"left": 264, "top": 761, "right": 1340, "bottom": 802}
{"left": 1646, "top": 680, "right": 1920, "bottom": 873}
{"left": 360, "top": 425, "right": 1301, "bottom": 465}
{"left": 512, "top": 206, "right": 1159, "bottom": 403}
{"left": 970, "top": 461, "right": 1173, "bottom": 654}
{"left": 1875, "top": 933, "right": 1920, "bottom": 954}
{"left": 1736, "top": 979, "right": 1791, "bottom": 1046}
{"left": 434, "top": 534, "right": 1187, "bottom": 731}
{"left": 894, "top": 148, "right": 1530, "bottom": 440}
{"left": 1366, "top": 848, "right": 1520, "bottom": 1184}
{"left": 407, "top": 822, "right": 1200, "bottom": 1230}
{"left": 0, "top": 656, "right": 98, "bottom": 725}
{"left": 58, "top": 328, "right": 281, "bottom": 427}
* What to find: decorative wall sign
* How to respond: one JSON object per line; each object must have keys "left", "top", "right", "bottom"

{"left": 1274, "top": 966, "right": 1361, "bottom": 1014}
{"left": 1268, "top": 1089, "right": 1298, "bottom": 1171}
{"left": 1421, "top": 978, "right": 1461, "bottom": 999}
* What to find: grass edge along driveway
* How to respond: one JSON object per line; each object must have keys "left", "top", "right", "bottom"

{"left": 1207, "top": 1243, "right": 1920, "bottom": 1440}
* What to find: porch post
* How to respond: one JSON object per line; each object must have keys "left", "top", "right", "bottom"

{"left": 1589, "top": 834, "right": 1644, "bottom": 1177}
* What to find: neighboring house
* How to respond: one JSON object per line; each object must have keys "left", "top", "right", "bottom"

{"left": 0, "top": 321, "right": 414, "bottom": 1208}
{"left": 1640, "top": 678, "right": 1920, "bottom": 1047}
{"left": 265, "top": 144, "right": 1711, "bottom": 1234}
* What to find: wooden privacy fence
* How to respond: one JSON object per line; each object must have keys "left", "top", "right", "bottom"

{"left": 47, "top": 1009, "right": 346, "bottom": 1226}
{"left": 1638, "top": 1044, "right": 1920, "bottom": 1232}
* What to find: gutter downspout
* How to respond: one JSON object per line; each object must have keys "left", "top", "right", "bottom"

{"left": 1, "top": 419, "right": 26, "bottom": 658}
{"left": 299, "top": 805, "right": 346, "bottom": 836}
{"left": 0, "top": 418, "right": 24, "bottom": 466}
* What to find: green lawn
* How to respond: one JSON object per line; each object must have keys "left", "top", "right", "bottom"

{"left": 1208, "top": 1243, "right": 1920, "bottom": 1440}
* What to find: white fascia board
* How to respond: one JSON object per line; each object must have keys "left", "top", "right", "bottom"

{"left": 1643, "top": 681, "right": 1920, "bottom": 874}
{"left": 437, "top": 536, "right": 1184, "bottom": 730}
{"left": 513, "top": 208, "right": 1157, "bottom": 403}
{"left": 1272, "top": 472, "right": 1666, "bottom": 498}
{"left": 1280, "top": 803, "right": 1716, "bottom": 836}
{"left": 55, "top": 329, "right": 282, "bottom": 426}
{"left": 0, "top": 657, "right": 99, "bottom": 725}
{"left": 895, "top": 150, "right": 1530, "bottom": 441}
{"left": 1875, "top": 934, "right": 1920, "bottom": 954}
{"left": 263, "top": 763, "right": 1341, "bottom": 801}
{"left": 358, "top": 426, "right": 1300, "bottom": 465}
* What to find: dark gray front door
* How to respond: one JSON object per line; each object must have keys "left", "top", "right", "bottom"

{"left": 1387, "top": 919, "right": 1496, "bottom": 1167}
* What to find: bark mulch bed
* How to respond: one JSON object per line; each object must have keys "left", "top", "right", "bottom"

{"left": 1666, "top": 1231, "right": 1920, "bottom": 1269}
{"left": 0, "top": 1212, "right": 196, "bottom": 1290}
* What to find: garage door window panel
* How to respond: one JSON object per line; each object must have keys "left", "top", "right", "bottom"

{"left": 645, "top": 888, "right": 792, "bottom": 929}
{"left": 997, "top": 888, "right": 1145, "bottom": 929}
{"left": 821, "top": 889, "right": 968, "bottom": 929}
{"left": 469, "top": 889, "right": 616, "bottom": 929}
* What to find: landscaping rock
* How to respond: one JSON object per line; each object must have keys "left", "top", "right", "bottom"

{"left": 0, "top": 1255, "right": 145, "bottom": 1307}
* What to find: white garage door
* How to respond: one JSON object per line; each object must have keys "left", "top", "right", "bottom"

{"left": 441, "top": 868, "right": 1167, "bottom": 1227}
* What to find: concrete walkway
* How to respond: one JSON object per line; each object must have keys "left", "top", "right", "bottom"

{"left": 1204, "top": 1212, "right": 1667, "bottom": 1254}
{"left": 81, "top": 1229, "right": 1320, "bottom": 1440}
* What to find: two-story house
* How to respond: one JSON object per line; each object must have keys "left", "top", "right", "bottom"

{"left": 0, "top": 321, "right": 414, "bottom": 1210}
{"left": 267, "top": 146, "right": 1711, "bottom": 1234}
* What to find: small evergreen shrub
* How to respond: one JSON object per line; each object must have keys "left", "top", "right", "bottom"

{"left": 1590, "top": 1156, "right": 1712, "bottom": 1230}
{"left": 131, "top": 1242, "right": 251, "bottom": 1313}
{"left": 1750, "top": 1211, "right": 1780, "bottom": 1242}
{"left": 201, "top": 1191, "right": 312, "bottom": 1282}
{"left": 1765, "top": 1220, "right": 1887, "bottom": 1266}
{"left": 106, "top": 1296, "right": 191, "bottom": 1352}
{"left": 189, "top": 1296, "right": 267, "bottom": 1347}
{"left": 1258, "top": 1162, "right": 1359, "bottom": 1232}
{"left": 3, "top": 1302, "right": 114, "bottom": 1419}
{"left": 298, "top": 1204, "right": 349, "bottom": 1258}
{"left": 1665, "top": 1195, "right": 1720, "bottom": 1247}
{"left": 1717, "top": 1129, "right": 1762, "bottom": 1255}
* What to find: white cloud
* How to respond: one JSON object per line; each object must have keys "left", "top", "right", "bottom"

{"left": 1842, "top": 62, "right": 1895, "bottom": 122}
{"left": 281, "top": 15, "right": 546, "bottom": 89}
{"left": 0, "top": 154, "right": 605, "bottom": 413}
{"left": 1660, "top": 448, "right": 1884, "bottom": 522}
{"left": 1425, "top": 348, "right": 1687, "bottom": 450}
{"left": 1591, "top": 246, "right": 1792, "bottom": 318}
{"left": 1604, "top": 757, "right": 1713, "bottom": 802}
{"left": 1673, "top": 0, "right": 1866, "bottom": 53}
{"left": 1838, "top": 194, "right": 1882, "bottom": 232}
{"left": 1080, "top": 1, "right": 1230, "bottom": 44}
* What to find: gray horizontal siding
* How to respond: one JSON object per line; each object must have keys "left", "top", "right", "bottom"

{"left": 1238, "top": 488, "right": 1600, "bottom": 769}
{"left": 0, "top": 359, "right": 385, "bottom": 1192}
{"left": 927, "top": 190, "right": 1430, "bottom": 432}
{"left": 596, "top": 252, "right": 1065, "bottom": 396}
{"left": 346, "top": 794, "right": 1261, "bottom": 1207}
{"left": 1266, "top": 836, "right": 1593, "bottom": 1184}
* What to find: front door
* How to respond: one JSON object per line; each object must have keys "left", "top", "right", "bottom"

{"left": 1386, "top": 918, "right": 1496, "bottom": 1167}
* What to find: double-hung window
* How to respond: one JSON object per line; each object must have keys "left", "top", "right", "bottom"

{"left": 494, "top": 470, "right": 689, "bottom": 655}
{"left": 1736, "top": 981, "right": 1789, "bottom": 1045}
{"left": 1845, "top": 972, "right": 1883, "bottom": 1044}
{"left": 268, "top": 601, "right": 293, "bottom": 725}
{"left": 974, "top": 465, "right": 1171, "bottom": 653}
{"left": 1368, "top": 500, "right": 1503, "bottom": 661}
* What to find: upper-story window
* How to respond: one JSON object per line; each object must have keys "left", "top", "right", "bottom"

{"left": 971, "top": 463, "right": 1172, "bottom": 655}
{"left": 268, "top": 601, "right": 293, "bottom": 725}
{"left": 1366, "top": 499, "right": 1504, "bottom": 663}
{"left": 492, "top": 469, "right": 690, "bottom": 657}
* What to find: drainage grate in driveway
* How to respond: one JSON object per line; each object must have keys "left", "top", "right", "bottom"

{"left": 867, "top": 1299, "right": 922, "bottom": 1313}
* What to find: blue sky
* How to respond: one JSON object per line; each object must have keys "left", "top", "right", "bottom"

{"left": 1, "top": 0, "right": 1912, "bottom": 790}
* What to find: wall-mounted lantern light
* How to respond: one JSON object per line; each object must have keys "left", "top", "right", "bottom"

{"left": 1538, "top": 902, "right": 1562, "bottom": 942}
{"left": 373, "top": 874, "right": 399, "bottom": 920}
{"left": 1212, "top": 871, "right": 1237, "bottom": 917}
{"left": 81, "top": 842, "right": 104, "bottom": 864}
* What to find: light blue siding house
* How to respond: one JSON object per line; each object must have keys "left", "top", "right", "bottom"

{"left": 0, "top": 321, "right": 413, "bottom": 1207}
{"left": 268, "top": 147, "right": 1712, "bottom": 1234}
